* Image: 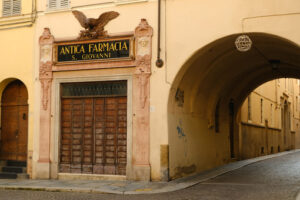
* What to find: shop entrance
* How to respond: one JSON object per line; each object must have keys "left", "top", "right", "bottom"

{"left": 0, "top": 80, "right": 28, "bottom": 161}
{"left": 59, "top": 81, "right": 127, "bottom": 175}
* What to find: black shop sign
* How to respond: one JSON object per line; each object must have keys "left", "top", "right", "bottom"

{"left": 54, "top": 37, "right": 134, "bottom": 64}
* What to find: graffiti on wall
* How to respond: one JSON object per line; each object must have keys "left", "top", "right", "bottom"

{"left": 176, "top": 119, "right": 188, "bottom": 157}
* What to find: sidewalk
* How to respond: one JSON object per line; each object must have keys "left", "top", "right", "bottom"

{"left": 0, "top": 150, "right": 299, "bottom": 195}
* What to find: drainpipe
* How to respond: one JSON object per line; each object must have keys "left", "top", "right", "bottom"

{"left": 31, "top": 0, "right": 37, "bottom": 23}
{"left": 156, "top": 0, "right": 164, "bottom": 68}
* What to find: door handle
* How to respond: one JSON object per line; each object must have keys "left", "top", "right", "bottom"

{"left": 23, "top": 113, "right": 26, "bottom": 120}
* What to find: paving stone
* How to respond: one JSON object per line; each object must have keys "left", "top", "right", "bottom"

{"left": 0, "top": 150, "right": 299, "bottom": 199}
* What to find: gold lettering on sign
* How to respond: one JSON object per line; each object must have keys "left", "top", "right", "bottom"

{"left": 59, "top": 45, "right": 85, "bottom": 55}
{"left": 122, "top": 42, "right": 128, "bottom": 51}
{"left": 59, "top": 48, "right": 66, "bottom": 55}
{"left": 86, "top": 42, "right": 128, "bottom": 53}
{"left": 109, "top": 43, "right": 115, "bottom": 51}
{"left": 102, "top": 43, "right": 109, "bottom": 52}
{"left": 82, "top": 52, "right": 111, "bottom": 60}
{"left": 56, "top": 39, "right": 132, "bottom": 63}
{"left": 79, "top": 45, "right": 85, "bottom": 53}
{"left": 87, "top": 42, "right": 128, "bottom": 53}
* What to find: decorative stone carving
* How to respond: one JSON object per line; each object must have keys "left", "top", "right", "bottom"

{"left": 39, "top": 28, "right": 54, "bottom": 45}
{"left": 137, "top": 37, "right": 151, "bottom": 56}
{"left": 135, "top": 55, "right": 151, "bottom": 108}
{"left": 72, "top": 10, "right": 120, "bottom": 40}
{"left": 39, "top": 61, "right": 52, "bottom": 78}
{"left": 135, "top": 25, "right": 152, "bottom": 108}
{"left": 135, "top": 55, "right": 151, "bottom": 69}
{"left": 39, "top": 28, "right": 54, "bottom": 111}
{"left": 39, "top": 62, "right": 52, "bottom": 110}
{"left": 40, "top": 80, "right": 51, "bottom": 110}
{"left": 37, "top": 28, "right": 54, "bottom": 175}
{"left": 40, "top": 45, "right": 52, "bottom": 63}
{"left": 235, "top": 35, "right": 252, "bottom": 52}
{"left": 129, "top": 19, "right": 153, "bottom": 181}
{"left": 135, "top": 18, "right": 153, "bottom": 37}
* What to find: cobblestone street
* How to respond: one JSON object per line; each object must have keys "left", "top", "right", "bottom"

{"left": 1, "top": 151, "right": 300, "bottom": 200}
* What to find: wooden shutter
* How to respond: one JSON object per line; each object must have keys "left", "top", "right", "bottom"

{"left": 12, "top": 0, "right": 20, "bottom": 15}
{"left": 2, "top": 0, "right": 21, "bottom": 16}
{"left": 48, "top": 0, "right": 69, "bottom": 9}
{"left": 48, "top": 0, "right": 57, "bottom": 9}
{"left": 60, "top": 0, "right": 68, "bottom": 8}
{"left": 3, "top": 0, "right": 11, "bottom": 16}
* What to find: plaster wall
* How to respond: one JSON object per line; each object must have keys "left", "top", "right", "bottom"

{"left": 0, "top": 26, "right": 34, "bottom": 176}
{"left": 240, "top": 78, "right": 299, "bottom": 156}
{"left": 32, "top": 0, "right": 300, "bottom": 181}
{"left": 240, "top": 123, "right": 282, "bottom": 159}
{"left": 165, "top": 0, "right": 300, "bottom": 85}
{"left": 168, "top": 112, "right": 231, "bottom": 179}
{"left": 167, "top": 0, "right": 300, "bottom": 180}
{"left": 240, "top": 78, "right": 300, "bottom": 158}
{"left": 241, "top": 79, "right": 299, "bottom": 129}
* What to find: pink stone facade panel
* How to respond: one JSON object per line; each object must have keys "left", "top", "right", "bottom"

{"left": 38, "top": 19, "right": 153, "bottom": 181}
{"left": 38, "top": 28, "right": 54, "bottom": 167}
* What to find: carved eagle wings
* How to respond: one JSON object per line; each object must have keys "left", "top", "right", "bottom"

{"left": 72, "top": 10, "right": 119, "bottom": 32}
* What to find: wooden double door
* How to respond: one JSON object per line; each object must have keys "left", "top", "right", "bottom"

{"left": 0, "top": 80, "right": 28, "bottom": 161}
{"left": 60, "top": 96, "right": 127, "bottom": 175}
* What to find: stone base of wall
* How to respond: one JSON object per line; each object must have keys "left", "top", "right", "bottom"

{"left": 127, "top": 165, "right": 151, "bottom": 181}
{"left": 34, "top": 161, "right": 50, "bottom": 179}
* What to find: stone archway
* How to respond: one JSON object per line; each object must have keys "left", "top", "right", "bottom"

{"left": 168, "top": 33, "right": 300, "bottom": 180}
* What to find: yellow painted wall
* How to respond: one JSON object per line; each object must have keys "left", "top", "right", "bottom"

{"left": 0, "top": 0, "right": 35, "bottom": 177}
{"left": 31, "top": 0, "right": 300, "bottom": 181}
{"left": 240, "top": 78, "right": 300, "bottom": 159}
{"left": 167, "top": 0, "right": 300, "bottom": 180}
{"left": 241, "top": 79, "right": 299, "bottom": 130}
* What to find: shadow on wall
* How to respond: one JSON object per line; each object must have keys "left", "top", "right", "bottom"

{"left": 168, "top": 32, "right": 300, "bottom": 180}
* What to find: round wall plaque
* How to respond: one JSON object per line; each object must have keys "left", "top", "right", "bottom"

{"left": 235, "top": 35, "right": 252, "bottom": 52}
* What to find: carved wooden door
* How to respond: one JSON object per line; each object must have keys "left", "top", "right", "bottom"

{"left": 0, "top": 80, "right": 28, "bottom": 161}
{"left": 60, "top": 81, "right": 127, "bottom": 175}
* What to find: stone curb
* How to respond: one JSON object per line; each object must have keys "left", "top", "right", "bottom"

{"left": 126, "top": 150, "right": 300, "bottom": 194}
{"left": 0, "top": 150, "right": 299, "bottom": 195}
{"left": 0, "top": 186, "right": 119, "bottom": 194}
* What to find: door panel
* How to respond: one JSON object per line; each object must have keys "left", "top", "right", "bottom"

{"left": 1, "top": 106, "right": 18, "bottom": 160}
{"left": 17, "top": 105, "right": 28, "bottom": 161}
{"left": 60, "top": 96, "right": 127, "bottom": 175}
{"left": 1, "top": 80, "right": 28, "bottom": 161}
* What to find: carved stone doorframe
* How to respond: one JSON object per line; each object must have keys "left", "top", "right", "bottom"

{"left": 129, "top": 19, "right": 153, "bottom": 180}
{"left": 37, "top": 19, "right": 153, "bottom": 181}
{"left": 37, "top": 28, "right": 54, "bottom": 178}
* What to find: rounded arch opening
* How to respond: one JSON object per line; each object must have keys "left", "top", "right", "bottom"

{"left": 168, "top": 32, "right": 300, "bottom": 180}
{"left": 0, "top": 78, "right": 26, "bottom": 102}
{"left": 0, "top": 79, "right": 29, "bottom": 162}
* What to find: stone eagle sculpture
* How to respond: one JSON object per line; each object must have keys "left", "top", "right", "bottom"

{"left": 72, "top": 10, "right": 120, "bottom": 40}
